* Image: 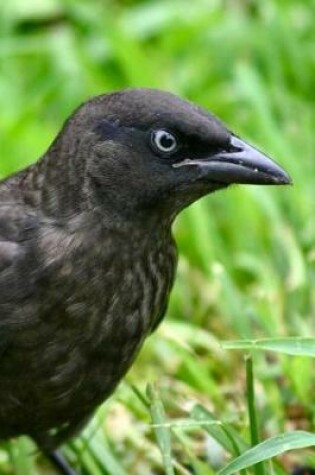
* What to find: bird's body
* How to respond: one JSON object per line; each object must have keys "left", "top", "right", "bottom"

{"left": 0, "top": 169, "right": 176, "bottom": 449}
{"left": 0, "top": 89, "right": 290, "bottom": 458}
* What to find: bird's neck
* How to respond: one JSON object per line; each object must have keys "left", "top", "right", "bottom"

{"left": 17, "top": 147, "right": 86, "bottom": 218}
{"left": 18, "top": 156, "right": 175, "bottom": 243}
{"left": 18, "top": 155, "right": 177, "bottom": 241}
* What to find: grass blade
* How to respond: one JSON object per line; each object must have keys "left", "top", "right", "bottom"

{"left": 147, "top": 384, "right": 175, "bottom": 475}
{"left": 245, "top": 355, "right": 265, "bottom": 475}
{"left": 222, "top": 338, "right": 315, "bottom": 357}
{"left": 191, "top": 405, "right": 248, "bottom": 455}
{"left": 218, "top": 431, "right": 315, "bottom": 475}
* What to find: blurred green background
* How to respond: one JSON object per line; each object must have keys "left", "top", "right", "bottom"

{"left": 0, "top": 0, "right": 314, "bottom": 474}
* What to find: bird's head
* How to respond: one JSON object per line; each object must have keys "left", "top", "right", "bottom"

{"left": 47, "top": 89, "right": 291, "bottom": 226}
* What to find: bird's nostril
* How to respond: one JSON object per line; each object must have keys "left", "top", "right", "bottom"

{"left": 223, "top": 143, "right": 243, "bottom": 154}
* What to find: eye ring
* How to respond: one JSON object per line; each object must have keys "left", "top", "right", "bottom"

{"left": 151, "top": 129, "right": 178, "bottom": 155}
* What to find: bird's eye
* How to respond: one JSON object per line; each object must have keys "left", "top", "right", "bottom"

{"left": 151, "top": 129, "right": 178, "bottom": 155}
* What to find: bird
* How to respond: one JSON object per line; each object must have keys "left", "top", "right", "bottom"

{"left": 0, "top": 88, "right": 291, "bottom": 474}
{"left": 292, "top": 467, "right": 315, "bottom": 475}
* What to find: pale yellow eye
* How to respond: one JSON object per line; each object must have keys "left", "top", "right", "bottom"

{"left": 152, "top": 130, "right": 177, "bottom": 154}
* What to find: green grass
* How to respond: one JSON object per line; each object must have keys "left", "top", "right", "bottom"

{"left": 0, "top": 0, "right": 314, "bottom": 473}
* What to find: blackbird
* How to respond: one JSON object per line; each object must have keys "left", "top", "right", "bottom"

{"left": 0, "top": 89, "right": 291, "bottom": 473}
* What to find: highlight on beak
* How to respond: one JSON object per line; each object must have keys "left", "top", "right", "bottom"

{"left": 174, "top": 135, "right": 292, "bottom": 186}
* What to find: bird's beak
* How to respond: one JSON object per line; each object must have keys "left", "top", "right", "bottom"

{"left": 174, "top": 135, "right": 292, "bottom": 185}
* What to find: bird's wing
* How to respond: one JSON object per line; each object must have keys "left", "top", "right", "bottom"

{"left": 0, "top": 203, "right": 39, "bottom": 353}
{"left": 0, "top": 238, "right": 22, "bottom": 357}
